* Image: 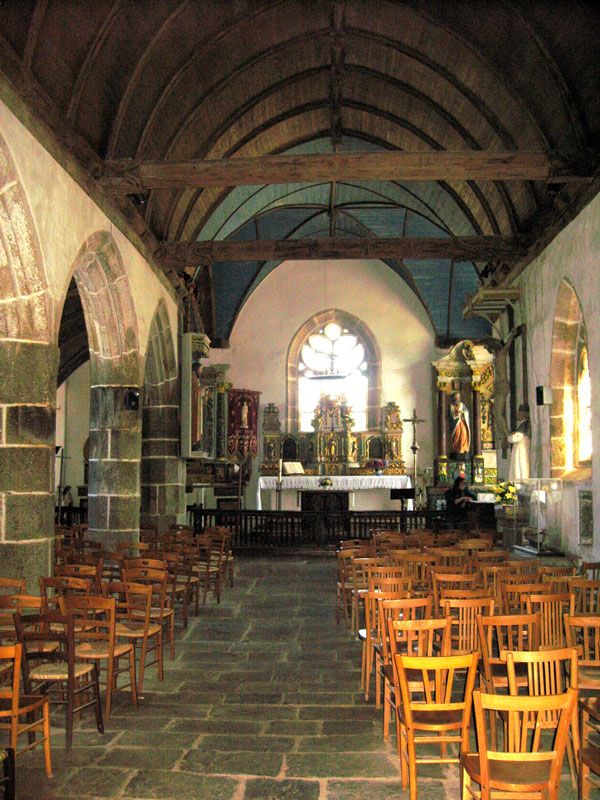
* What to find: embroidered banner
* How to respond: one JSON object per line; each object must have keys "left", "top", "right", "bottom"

{"left": 228, "top": 389, "right": 260, "bottom": 457}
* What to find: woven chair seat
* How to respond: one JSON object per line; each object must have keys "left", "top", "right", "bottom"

{"left": 30, "top": 662, "right": 93, "bottom": 681}
{"left": 75, "top": 641, "right": 131, "bottom": 659}
{"left": 0, "top": 749, "right": 8, "bottom": 762}
{"left": 116, "top": 621, "right": 161, "bottom": 638}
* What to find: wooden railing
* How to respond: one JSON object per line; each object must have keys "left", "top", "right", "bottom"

{"left": 191, "top": 508, "right": 446, "bottom": 549}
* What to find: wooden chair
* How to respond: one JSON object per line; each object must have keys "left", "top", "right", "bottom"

{"left": 360, "top": 589, "right": 410, "bottom": 701}
{"left": 581, "top": 561, "right": 600, "bottom": 580}
{"left": 377, "top": 597, "right": 433, "bottom": 725}
{"left": 367, "top": 565, "right": 405, "bottom": 585}
{"left": 472, "top": 549, "right": 509, "bottom": 567}
{"left": 442, "top": 596, "right": 494, "bottom": 655}
{"left": 102, "top": 581, "right": 163, "bottom": 695}
{"left": 387, "top": 617, "right": 452, "bottom": 757}
{"left": 578, "top": 696, "right": 600, "bottom": 799}
{"left": 476, "top": 612, "right": 540, "bottom": 748}
{"left": 369, "top": 575, "right": 412, "bottom": 595}
{"left": 579, "top": 744, "right": 600, "bottom": 800}
{"left": 394, "top": 650, "right": 479, "bottom": 800}
{"left": 461, "top": 687, "right": 577, "bottom": 800}
{"left": 427, "top": 547, "right": 466, "bottom": 570}
{"left": 501, "top": 580, "right": 552, "bottom": 616}
{"left": 526, "top": 592, "right": 572, "bottom": 649}
{"left": 539, "top": 564, "right": 577, "bottom": 579}
{"left": 564, "top": 614, "right": 600, "bottom": 694}
{"left": 56, "top": 561, "right": 103, "bottom": 593}
{"left": 14, "top": 610, "right": 104, "bottom": 748}
{"left": 0, "top": 643, "right": 52, "bottom": 777}
{"left": 123, "top": 565, "right": 175, "bottom": 660}
{"left": 39, "top": 575, "right": 93, "bottom": 611}
{"left": 457, "top": 538, "right": 491, "bottom": 556}
{"left": 349, "top": 557, "right": 383, "bottom": 635}
{"left": 432, "top": 571, "right": 480, "bottom": 613}
{"left": 504, "top": 646, "right": 580, "bottom": 788}
{"left": 505, "top": 558, "right": 540, "bottom": 576}
{"left": 59, "top": 594, "right": 138, "bottom": 720}
{"left": 402, "top": 552, "right": 438, "bottom": 596}
{"left": 0, "top": 579, "right": 25, "bottom": 596}
{"left": 569, "top": 579, "right": 600, "bottom": 614}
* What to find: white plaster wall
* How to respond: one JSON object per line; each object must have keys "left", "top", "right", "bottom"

{"left": 0, "top": 99, "right": 178, "bottom": 362}
{"left": 56, "top": 362, "right": 91, "bottom": 495}
{"left": 519, "top": 193, "right": 600, "bottom": 557}
{"left": 205, "top": 259, "right": 437, "bottom": 508}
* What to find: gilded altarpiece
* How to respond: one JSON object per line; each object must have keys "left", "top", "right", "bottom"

{"left": 261, "top": 394, "right": 406, "bottom": 475}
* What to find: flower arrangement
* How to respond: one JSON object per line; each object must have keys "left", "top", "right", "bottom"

{"left": 318, "top": 477, "right": 333, "bottom": 488}
{"left": 492, "top": 480, "right": 517, "bottom": 505}
{"left": 366, "top": 459, "right": 387, "bottom": 474}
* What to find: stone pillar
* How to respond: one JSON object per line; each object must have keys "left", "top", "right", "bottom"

{"left": 141, "top": 387, "right": 185, "bottom": 533}
{"left": 88, "top": 386, "right": 142, "bottom": 547}
{"left": 0, "top": 342, "right": 59, "bottom": 590}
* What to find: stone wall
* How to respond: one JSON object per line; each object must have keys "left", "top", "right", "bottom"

{"left": 518, "top": 193, "right": 600, "bottom": 558}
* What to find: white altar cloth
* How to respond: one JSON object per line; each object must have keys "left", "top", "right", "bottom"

{"left": 256, "top": 474, "right": 412, "bottom": 510}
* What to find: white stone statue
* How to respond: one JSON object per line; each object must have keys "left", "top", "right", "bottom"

{"left": 508, "top": 403, "right": 530, "bottom": 480}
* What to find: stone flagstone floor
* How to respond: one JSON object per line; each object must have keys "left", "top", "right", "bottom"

{"left": 17, "top": 556, "right": 580, "bottom": 799}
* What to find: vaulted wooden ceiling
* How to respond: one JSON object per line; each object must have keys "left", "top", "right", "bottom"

{"left": 1, "top": 0, "right": 599, "bottom": 374}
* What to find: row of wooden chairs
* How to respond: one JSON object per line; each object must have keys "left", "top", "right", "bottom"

{"left": 0, "top": 523, "right": 235, "bottom": 776}
{"left": 358, "top": 585, "right": 600, "bottom": 799}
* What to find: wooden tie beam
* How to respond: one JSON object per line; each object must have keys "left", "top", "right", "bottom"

{"left": 157, "top": 236, "right": 523, "bottom": 266}
{"left": 101, "top": 151, "right": 584, "bottom": 192}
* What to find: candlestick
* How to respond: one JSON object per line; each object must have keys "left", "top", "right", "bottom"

{"left": 278, "top": 458, "right": 283, "bottom": 481}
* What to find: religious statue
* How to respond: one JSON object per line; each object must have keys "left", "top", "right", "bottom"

{"left": 448, "top": 391, "right": 470, "bottom": 456}
{"left": 508, "top": 403, "right": 531, "bottom": 480}
{"left": 240, "top": 400, "right": 249, "bottom": 429}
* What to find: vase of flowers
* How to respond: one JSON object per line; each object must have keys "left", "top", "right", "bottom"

{"left": 366, "top": 459, "right": 387, "bottom": 475}
{"left": 318, "top": 477, "right": 333, "bottom": 488}
{"left": 492, "top": 481, "right": 518, "bottom": 515}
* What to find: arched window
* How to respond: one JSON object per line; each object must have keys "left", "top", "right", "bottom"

{"left": 287, "top": 310, "right": 381, "bottom": 433}
{"left": 578, "top": 346, "right": 592, "bottom": 463}
{"left": 297, "top": 322, "right": 368, "bottom": 431}
{"left": 550, "top": 280, "right": 592, "bottom": 475}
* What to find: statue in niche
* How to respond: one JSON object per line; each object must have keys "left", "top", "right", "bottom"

{"left": 448, "top": 392, "right": 470, "bottom": 456}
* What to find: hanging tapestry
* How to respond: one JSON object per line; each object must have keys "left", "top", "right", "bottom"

{"left": 228, "top": 389, "right": 260, "bottom": 457}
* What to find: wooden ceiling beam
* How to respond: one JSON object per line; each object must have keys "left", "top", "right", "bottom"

{"left": 156, "top": 236, "right": 522, "bottom": 266}
{"left": 100, "top": 151, "right": 587, "bottom": 192}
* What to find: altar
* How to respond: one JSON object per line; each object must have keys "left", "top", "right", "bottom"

{"left": 256, "top": 474, "right": 412, "bottom": 510}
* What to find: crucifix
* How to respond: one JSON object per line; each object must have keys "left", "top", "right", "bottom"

{"left": 402, "top": 408, "right": 426, "bottom": 494}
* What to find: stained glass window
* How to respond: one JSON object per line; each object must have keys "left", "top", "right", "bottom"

{"left": 298, "top": 322, "right": 368, "bottom": 431}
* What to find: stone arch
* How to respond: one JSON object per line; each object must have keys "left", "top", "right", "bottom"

{"left": 0, "top": 130, "right": 56, "bottom": 588}
{"left": 71, "top": 231, "right": 140, "bottom": 386}
{"left": 69, "top": 232, "right": 141, "bottom": 544}
{"left": 140, "top": 300, "right": 183, "bottom": 532}
{"left": 549, "top": 278, "right": 589, "bottom": 476}
{"left": 286, "top": 308, "right": 382, "bottom": 432}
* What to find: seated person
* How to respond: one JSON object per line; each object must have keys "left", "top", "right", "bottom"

{"left": 444, "top": 476, "right": 476, "bottom": 523}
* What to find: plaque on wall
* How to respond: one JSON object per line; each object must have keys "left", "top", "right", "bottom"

{"left": 579, "top": 490, "right": 593, "bottom": 546}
